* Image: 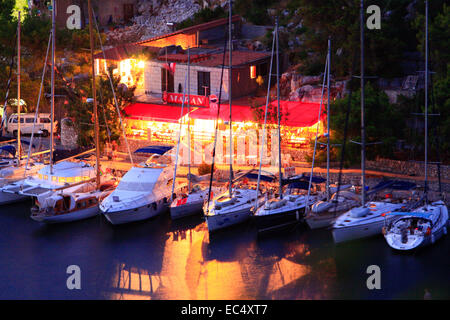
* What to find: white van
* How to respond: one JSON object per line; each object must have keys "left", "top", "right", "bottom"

{"left": 6, "top": 113, "right": 57, "bottom": 137}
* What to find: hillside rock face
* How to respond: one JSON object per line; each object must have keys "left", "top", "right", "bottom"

{"left": 279, "top": 71, "right": 346, "bottom": 103}
{"left": 106, "top": 0, "right": 202, "bottom": 45}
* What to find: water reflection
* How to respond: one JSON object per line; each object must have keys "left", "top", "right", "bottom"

{"left": 0, "top": 203, "right": 447, "bottom": 299}
{"left": 107, "top": 217, "right": 336, "bottom": 300}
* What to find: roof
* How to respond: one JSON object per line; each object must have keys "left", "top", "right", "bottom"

{"left": 93, "top": 44, "right": 160, "bottom": 61}
{"left": 123, "top": 103, "right": 190, "bottom": 123}
{"left": 136, "top": 15, "right": 242, "bottom": 46}
{"left": 158, "top": 50, "right": 271, "bottom": 67}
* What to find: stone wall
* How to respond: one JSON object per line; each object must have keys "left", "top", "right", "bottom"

{"left": 367, "top": 157, "right": 450, "bottom": 181}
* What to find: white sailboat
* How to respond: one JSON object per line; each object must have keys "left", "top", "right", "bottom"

{"left": 331, "top": 1, "right": 411, "bottom": 243}
{"left": 254, "top": 20, "right": 326, "bottom": 233}
{"left": 30, "top": 0, "right": 118, "bottom": 223}
{"left": 0, "top": 12, "right": 47, "bottom": 188}
{"left": 169, "top": 47, "right": 208, "bottom": 220}
{"left": 383, "top": 1, "right": 449, "bottom": 250}
{"left": 304, "top": 39, "right": 361, "bottom": 229}
{"left": 205, "top": 169, "right": 275, "bottom": 232}
{"left": 204, "top": 1, "right": 268, "bottom": 233}
{"left": 100, "top": 147, "right": 176, "bottom": 225}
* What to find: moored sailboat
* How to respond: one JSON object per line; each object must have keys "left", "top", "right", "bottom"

{"left": 383, "top": 1, "right": 449, "bottom": 250}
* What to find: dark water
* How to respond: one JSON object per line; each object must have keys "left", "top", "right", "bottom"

{"left": 0, "top": 201, "right": 448, "bottom": 300}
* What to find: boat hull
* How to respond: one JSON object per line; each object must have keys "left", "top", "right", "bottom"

{"left": 206, "top": 206, "right": 252, "bottom": 233}
{"left": 305, "top": 212, "right": 337, "bottom": 229}
{"left": 30, "top": 206, "right": 100, "bottom": 224}
{"left": 102, "top": 201, "right": 166, "bottom": 225}
{"left": 170, "top": 200, "right": 204, "bottom": 220}
{"left": 253, "top": 208, "right": 303, "bottom": 232}
{"left": 332, "top": 217, "right": 396, "bottom": 244}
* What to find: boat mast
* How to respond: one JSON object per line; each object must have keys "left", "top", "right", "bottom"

{"left": 326, "top": 38, "right": 331, "bottom": 201}
{"left": 228, "top": 0, "right": 233, "bottom": 197}
{"left": 360, "top": 0, "right": 366, "bottom": 206}
{"left": 424, "top": 0, "right": 429, "bottom": 204}
{"left": 275, "top": 17, "right": 282, "bottom": 199}
{"left": 50, "top": 0, "right": 55, "bottom": 175}
{"left": 88, "top": 0, "right": 100, "bottom": 188}
{"left": 187, "top": 47, "right": 191, "bottom": 193}
{"left": 17, "top": 11, "right": 21, "bottom": 164}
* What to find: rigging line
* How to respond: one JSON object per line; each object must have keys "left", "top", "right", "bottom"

{"left": 91, "top": 6, "right": 134, "bottom": 165}
{"left": 332, "top": 50, "right": 358, "bottom": 215}
{"left": 205, "top": 28, "right": 229, "bottom": 214}
{"left": 305, "top": 49, "right": 329, "bottom": 214}
{"left": 170, "top": 67, "right": 189, "bottom": 202}
{"left": 254, "top": 22, "right": 276, "bottom": 209}
{"left": 22, "top": 32, "right": 52, "bottom": 183}
{"left": 429, "top": 65, "right": 442, "bottom": 194}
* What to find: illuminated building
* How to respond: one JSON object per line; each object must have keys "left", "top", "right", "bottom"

{"left": 93, "top": 16, "right": 326, "bottom": 165}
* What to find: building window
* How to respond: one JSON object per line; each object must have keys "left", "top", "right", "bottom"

{"left": 250, "top": 65, "right": 256, "bottom": 79}
{"left": 161, "top": 68, "right": 174, "bottom": 93}
{"left": 197, "top": 71, "right": 210, "bottom": 96}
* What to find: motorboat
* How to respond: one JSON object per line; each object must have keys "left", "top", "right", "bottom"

{"left": 100, "top": 147, "right": 178, "bottom": 225}
{"left": 383, "top": 201, "right": 448, "bottom": 250}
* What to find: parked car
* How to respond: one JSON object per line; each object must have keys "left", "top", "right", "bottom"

{"left": 6, "top": 113, "right": 57, "bottom": 137}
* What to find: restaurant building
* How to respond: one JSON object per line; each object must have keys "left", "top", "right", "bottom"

{"left": 94, "top": 16, "right": 325, "bottom": 166}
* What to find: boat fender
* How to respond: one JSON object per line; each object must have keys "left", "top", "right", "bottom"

{"left": 431, "top": 234, "right": 435, "bottom": 244}
{"left": 443, "top": 227, "right": 447, "bottom": 236}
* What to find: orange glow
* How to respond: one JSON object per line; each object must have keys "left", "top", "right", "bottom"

{"left": 250, "top": 65, "right": 256, "bottom": 79}
{"left": 142, "top": 33, "right": 197, "bottom": 49}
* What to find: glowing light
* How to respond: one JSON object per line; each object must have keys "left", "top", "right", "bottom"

{"left": 137, "top": 60, "right": 145, "bottom": 68}
{"left": 250, "top": 65, "right": 256, "bottom": 79}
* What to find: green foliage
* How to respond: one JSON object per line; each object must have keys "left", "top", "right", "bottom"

{"left": 293, "top": 0, "right": 418, "bottom": 78}
{"left": 413, "top": 1, "right": 449, "bottom": 77}
{"left": 176, "top": 6, "right": 226, "bottom": 30}
{"left": 234, "top": 0, "right": 277, "bottom": 25}
{"left": 64, "top": 68, "right": 136, "bottom": 148}
{"left": 330, "top": 83, "right": 405, "bottom": 164}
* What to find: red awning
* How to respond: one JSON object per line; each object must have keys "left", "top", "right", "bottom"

{"left": 124, "top": 101, "right": 325, "bottom": 127}
{"left": 123, "top": 103, "right": 189, "bottom": 123}
{"left": 189, "top": 101, "right": 324, "bottom": 127}
{"left": 270, "top": 101, "right": 325, "bottom": 127}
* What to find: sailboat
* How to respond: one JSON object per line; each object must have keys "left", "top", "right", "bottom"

{"left": 0, "top": 3, "right": 103, "bottom": 206}
{"left": 169, "top": 47, "right": 208, "bottom": 220}
{"left": 305, "top": 39, "right": 361, "bottom": 229}
{"left": 331, "top": 1, "right": 411, "bottom": 243}
{"left": 253, "top": 18, "right": 326, "bottom": 233}
{"left": 0, "top": 12, "right": 46, "bottom": 188}
{"left": 383, "top": 0, "right": 449, "bottom": 250}
{"left": 30, "top": 0, "right": 118, "bottom": 223}
{"left": 203, "top": 0, "right": 268, "bottom": 233}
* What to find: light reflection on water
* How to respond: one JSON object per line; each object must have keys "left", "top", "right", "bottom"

{"left": 107, "top": 219, "right": 336, "bottom": 300}
{"left": 0, "top": 202, "right": 448, "bottom": 300}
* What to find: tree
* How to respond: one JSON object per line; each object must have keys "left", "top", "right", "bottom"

{"left": 64, "top": 68, "right": 135, "bottom": 149}
{"left": 330, "top": 83, "right": 405, "bottom": 165}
